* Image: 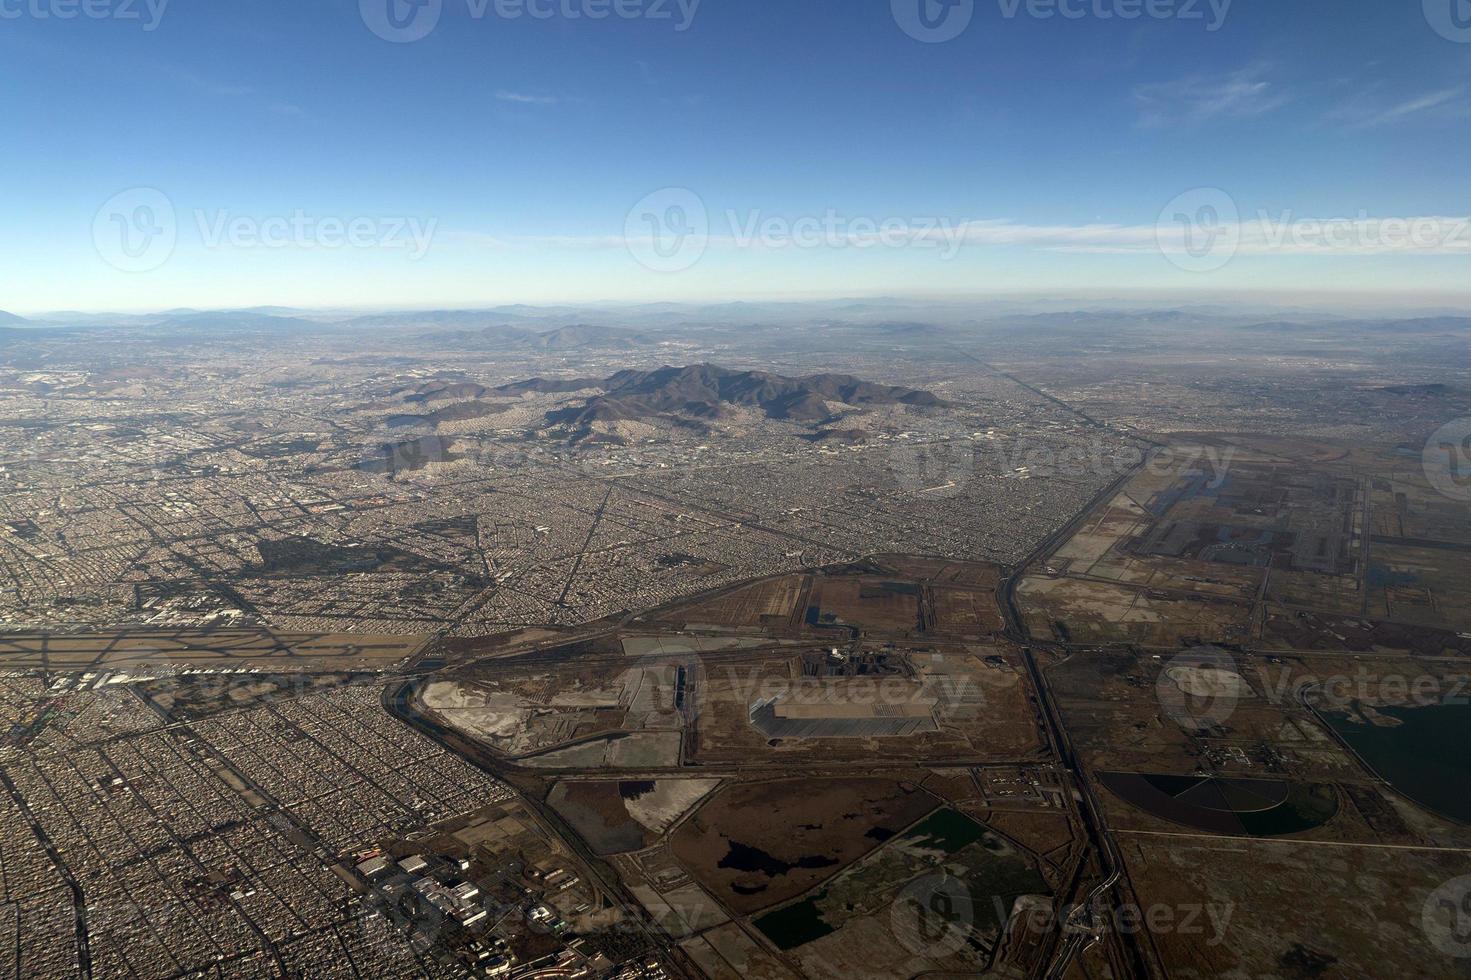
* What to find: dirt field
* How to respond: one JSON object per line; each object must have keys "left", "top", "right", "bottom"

{"left": 521, "top": 731, "right": 684, "bottom": 769}
{"left": 1119, "top": 835, "right": 1471, "bottom": 979}
{"left": 682, "top": 923, "right": 798, "bottom": 980}
{"left": 983, "top": 809, "right": 1081, "bottom": 871}
{"left": 667, "top": 576, "right": 805, "bottom": 628}
{"left": 1017, "top": 576, "right": 1253, "bottom": 648}
{"left": 805, "top": 578, "right": 920, "bottom": 631}
{"left": 1043, "top": 648, "right": 1366, "bottom": 780}
{"left": 1366, "top": 541, "right": 1471, "bottom": 632}
{"left": 1021, "top": 438, "right": 1471, "bottom": 651}
{"left": 1261, "top": 609, "right": 1471, "bottom": 656}
{"left": 929, "top": 586, "right": 1006, "bottom": 634}
{"left": 873, "top": 557, "right": 1004, "bottom": 589}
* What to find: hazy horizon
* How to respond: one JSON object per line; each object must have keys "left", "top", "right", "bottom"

{"left": 10, "top": 288, "right": 1471, "bottom": 323}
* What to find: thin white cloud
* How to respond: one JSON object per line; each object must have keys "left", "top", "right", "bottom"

{"left": 1133, "top": 65, "right": 1288, "bottom": 128}
{"left": 495, "top": 90, "right": 561, "bottom": 105}
{"left": 166, "top": 67, "right": 255, "bottom": 99}
{"left": 451, "top": 214, "right": 1471, "bottom": 257}
{"left": 1046, "top": 215, "right": 1471, "bottom": 257}
{"left": 165, "top": 66, "right": 310, "bottom": 119}
{"left": 909, "top": 217, "right": 1470, "bottom": 256}
{"left": 1330, "top": 86, "right": 1466, "bottom": 129}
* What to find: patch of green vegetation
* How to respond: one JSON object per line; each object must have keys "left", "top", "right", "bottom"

{"left": 754, "top": 892, "right": 835, "bottom": 950}
{"left": 903, "top": 807, "right": 987, "bottom": 853}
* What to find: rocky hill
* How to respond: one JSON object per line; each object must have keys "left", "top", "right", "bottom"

{"left": 498, "top": 363, "right": 949, "bottom": 436}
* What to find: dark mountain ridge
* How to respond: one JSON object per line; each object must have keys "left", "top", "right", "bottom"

{"left": 387, "top": 401, "right": 512, "bottom": 429}
{"left": 497, "top": 363, "right": 950, "bottom": 428}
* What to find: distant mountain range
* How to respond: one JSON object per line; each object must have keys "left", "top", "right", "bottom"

{"left": 498, "top": 364, "right": 950, "bottom": 433}
{"left": 15, "top": 301, "right": 1471, "bottom": 337}
{"left": 10, "top": 305, "right": 1471, "bottom": 365}
{"left": 408, "top": 322, "right": 652, "bottom": 351}
{"left": 1238, "top": 316, "right": 1471, "bottom": 334}
{"left": 529, "top": 324, "right": 650, "bottom": 350}
{"left": 162, "top": 311, "right": 321, "bottom": 332}
{"left": 4, "top": 308, "right": 666, "bottom": 350}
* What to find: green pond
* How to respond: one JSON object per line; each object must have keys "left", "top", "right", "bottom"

{"left": 903, "top": 807, "right": 987, "bottom": 854}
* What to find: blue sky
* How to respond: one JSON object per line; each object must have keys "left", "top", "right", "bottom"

{"left": 2, "top": 0, "right": 1468, "bottom": 313}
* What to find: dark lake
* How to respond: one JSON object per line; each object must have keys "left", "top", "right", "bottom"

{"left": 718, "top": 841, "right": 838, "bottom": 877}
{"left": 1320, "top": 701, "right": 1471, "bottom": 824}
